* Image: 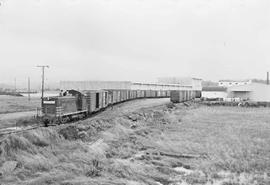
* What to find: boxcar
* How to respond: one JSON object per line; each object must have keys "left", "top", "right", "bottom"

{"left": 116, "top": 90, "right": 121, "bottom": 103}
{"left": 129, "top": 90, "right": 136, "bottom": 100}
{"left": 170, "top": 90, "right": 180, "bottom": 103}
{"left": 136, "top": 90, "right": 141, "bottom": 98}
{"left": 120, "top": 90, "right": 125, "bottom": 102}
{"left": 160, "top": 91, "right": 166, "bottom": 97}
{"left": 170, "top": 90, "right": 195, "bottom": 103}
{"left": 150, "top": 90, "right": 156, "bottom": 98}
{"left": 145, "top": 90, "right": 151, "bottom": 98}
{"left": 107, "top": 90, "right": 113, "bottom": 105}
{"left": 195, "top": 91, "right": 201, "bottom": 98}
{"left": 165, "top": 91, "right": 170, "bottom": 97}
{"left": 85, "top": 90, "right": 107, "bottom": 113}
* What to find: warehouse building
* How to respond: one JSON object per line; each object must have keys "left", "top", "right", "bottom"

{"left": 60, "top": 80, "right": 195, "bottom": 91}
{"left": 202, "top": 86, "right": 228, "bottom": 100}
{"left": 202, "top": 82, "right": 270, "bottom": 102}
{"left": 131, "top": 82, "right": 192, "bottom": 90}
{"left": 60, "top": 81, "right": 132, "bottom": 90}
{"left": 157, "top": 77, "right": 202, "bottom": 91}
{"left": 227, "top": 83, "right": 270, "bottom": 102}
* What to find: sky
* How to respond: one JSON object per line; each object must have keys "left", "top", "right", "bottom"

{"left": 0, "top": 0, "right": 270, "bottom": 88}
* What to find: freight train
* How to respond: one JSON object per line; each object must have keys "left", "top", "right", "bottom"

{"left": 42, "top": 89, "right": 199, "bottom": 126}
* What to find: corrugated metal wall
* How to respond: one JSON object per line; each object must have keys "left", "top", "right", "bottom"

{"left": 227, "top": 83, "right": 270, "bottom": 102}
{"left": 131, "top": 82, "right": 193, "bottom": 90}
{"left": 157, "top": 77, "right": 202, "bottom": 91}
{"left": 60, "top": 81, "right": 194, "bottom": 91}
{"left": 60, "top": 81, "right": 132, "bottom": 90}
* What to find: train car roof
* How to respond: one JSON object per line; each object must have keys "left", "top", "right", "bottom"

{"left": 67, "top": 89, "right": 84, "bottom": 95}
{"left": 62, "top": 89, "right": 109, "bottom": 96}
{"left": 82, "top": 90, "right": 108, "bottom": 92}
{"left": 43, "top": 96, "right": 76, "bottom": 100}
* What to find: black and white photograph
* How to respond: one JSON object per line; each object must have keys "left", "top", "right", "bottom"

{"left": 0, "top": 0, "right": 270, "bottom": 184}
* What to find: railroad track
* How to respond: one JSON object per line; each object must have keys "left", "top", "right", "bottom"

{"left": 0, "top": 98, "right": 170, "bottom": 139}
{"left": 0, "top": 125, "right": 41, "bottom": 137}
{"left": 0, "top": 104, "right": 110, "bottom": 138}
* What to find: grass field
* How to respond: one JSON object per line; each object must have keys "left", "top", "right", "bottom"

{"left": 0, "top": 95, "right": 40, "bottom": 114}
{"left": 0, "top": 102, "right": 270, "bottom": 185}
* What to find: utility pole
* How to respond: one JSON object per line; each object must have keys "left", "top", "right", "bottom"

{"left": 28, "top": 77, "right": 31, "bottom": 101}
{"left": 37, "top": 65, "right": 49, "bottom": 108}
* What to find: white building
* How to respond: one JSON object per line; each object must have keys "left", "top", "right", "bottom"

{"left": 202, "top": 82, "right": 270, "bottom": 102}
{"left": 202, "top": 87, "right": 228, "bottom": 99}
{"left": 131, "top": 82, "right": 192, "bottom": 91}
{"left": 227, "top": 83, "right": 270, "bottom": 102}
{"left": 218, "top": 80, "right": 252, "bottom": 87}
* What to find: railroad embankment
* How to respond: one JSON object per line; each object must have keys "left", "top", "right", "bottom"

{"left": 1, "top": 100, "right": 270, "bottom": 185}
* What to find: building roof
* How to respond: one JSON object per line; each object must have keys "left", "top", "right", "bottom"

{"left": 202, "top": 86, "right": 227, "bottom": 92}
{"left": 227, "top": 82, "right": 270, "bottom": 92}
{"left": 228, "top": 84, "right": 252, "bottom": 92}
{"left": 132, "top": 82, "right": 192, "bottom": 88}
{"left": 157, "top": 77, "right": 202, "bottom": 84}
{"left": 219, "top": 79, "right": 251, "bottom": 82}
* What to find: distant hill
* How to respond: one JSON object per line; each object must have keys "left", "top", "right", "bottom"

{"left": 0, "top": 83, "right": 14, "bottom": 90}
{"left": 0, "top": 81, "right": 60, "bottom": 91}
{"left": 0, "top": 91, "right": 23, "bottom": 96}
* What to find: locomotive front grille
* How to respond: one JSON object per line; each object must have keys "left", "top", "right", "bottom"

{"left": 56, "top": 107, "right": 63, "bottom": 117}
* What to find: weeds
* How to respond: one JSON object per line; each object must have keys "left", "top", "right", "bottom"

{"left": 0, "top": 104, "right": 270, "bottom": 184}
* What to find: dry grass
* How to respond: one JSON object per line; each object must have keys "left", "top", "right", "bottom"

{"left": 0, "top": 95, "right": 40, "bottom": 129}
{"left": 179, "top": 107, "right": 270, "bottom": 172}
{"left": 0, "top": 95, "right": 40, "bottom": 114}
{"left": 0, "top": 103, "right": 270, "bottom": 184}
